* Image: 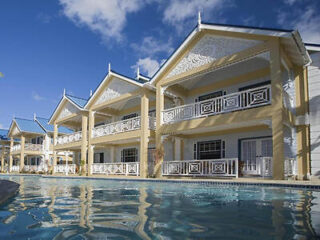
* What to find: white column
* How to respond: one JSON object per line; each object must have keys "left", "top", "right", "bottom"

{"left": 65, "top": 151, "right": 68, "bottom": 176}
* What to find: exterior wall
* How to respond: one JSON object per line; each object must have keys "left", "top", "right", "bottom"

{"left": 162, "top": 129, "right": 272, "bottom": 161}
{"left": 308, "top": 52, "right": 320, "bottom": 177}
{"left": 184, "top": 74, "right": 270, "bottom": 105}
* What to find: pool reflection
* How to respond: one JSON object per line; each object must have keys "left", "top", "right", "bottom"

{"left": 0, "top": 176, "right": 319, "bottom": 240}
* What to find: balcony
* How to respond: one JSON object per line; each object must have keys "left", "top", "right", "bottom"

{"left": 11, "top": 143, "right": 43, "bottom": 153}
{"left": 56, "top": 131, "right": 82, "bottom": 146}
{"left": 92, "top": 116, "right": 156, "bottom": 139}
{"left": 162, "top": 85, "right": 271, "bottom": 124}
{"left": 92, "top": 162, "right": 140, "bottom": 176}
{"left": 162, "top": 159, "right": 238, "bottom": 177}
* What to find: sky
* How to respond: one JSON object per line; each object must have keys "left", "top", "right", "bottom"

{"left": 0, "top": 0, "right": 319, "bottom": 129}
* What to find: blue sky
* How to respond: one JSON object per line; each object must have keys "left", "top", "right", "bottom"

{"left": 0, "top": 0, "right": 319, "bottom": 129}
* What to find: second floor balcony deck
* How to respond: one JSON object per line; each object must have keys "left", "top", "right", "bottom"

{"left": 92, "top": 116, "right": 156, "bottom": 139}
{"left": 56, "top": 131, "right": 82, "bottom": 146}
{"left": 162, "top": 85, "right": 271, "bottom": 124}
{"left": 11, "top": 143, "right": 44, "bottom": 153}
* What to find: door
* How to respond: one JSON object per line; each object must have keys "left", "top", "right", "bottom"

{"left": 241, "top": 137, "right": 272, "bottom": 175}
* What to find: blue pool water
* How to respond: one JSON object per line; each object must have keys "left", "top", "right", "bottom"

{"left": 0, "top": 176, "right": 319, "bottom": 239}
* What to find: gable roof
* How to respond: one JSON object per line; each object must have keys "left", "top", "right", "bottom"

{"left": 150, "top": 22, "right": 311, "bottom": 85}
{"left": 48, "top": 93, "right": 88, "bottom": 124}
{"left": 35, "top": 116, "right": 73, "bottom": 134}
{"left": 84, "top": 70, "right": 144, "bottom": 109}
{"left": 65, "top": 94, "right": 88, "bottom": 108}
{"left": 0, "top": 129, "right": 9, "bottom": 141}
{"left": 13, "top": 118, "right": 46, "bottom": 135}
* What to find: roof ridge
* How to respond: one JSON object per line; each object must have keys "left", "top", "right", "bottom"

{"left": 36, "top": 116, "right": 49, "bottom": 120}
{"left": 66, "top": 94, "right": 88, "bottom": 101}
{"left": 15, "top": 117, "right": 34, "bottom": 122}
{"left": 201, "top": 21, "right": 293, "bottom": 33}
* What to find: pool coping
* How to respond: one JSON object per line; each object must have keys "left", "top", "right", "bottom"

{"left": 2, "top": 173, "right": 319, "bottom": 190}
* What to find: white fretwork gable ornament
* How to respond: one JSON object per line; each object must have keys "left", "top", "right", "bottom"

{"left": 166, "top": 35, "right": 261, "bottom": 79}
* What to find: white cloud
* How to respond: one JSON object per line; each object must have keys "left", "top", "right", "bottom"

{"left": 163, "top": 0, "right": 226, "bottom": 26}
{"left": 32, "top": 92, "right": 45, "bottom": 101}
{"left": 131, "top": 57, "right": 162, "bottom": 77}
{"left": 131, "top": 36, "right": 174, "bottom": 56}
{"left": 284, "top": 0, "right": 301, "bottom": 5}
{"left": 0, "top": 123, "right": 4, "bottom": 129}
{"left": 277, "top": 6, "right": 320, "bottom": 43}
{"left": 59, "top": 0, "right": 145, "bottom": 41}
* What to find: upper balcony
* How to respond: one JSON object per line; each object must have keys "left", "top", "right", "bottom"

{"left": 11, "top": 143, "right": 44, "bottom": 153}
{"left": 92, "top": 116, "right": 156, "bottom": 139}
{"left": 162, "top": 85, "right": 271, "bottom": 124}
{"left": 55, "top": 131, "right": 82, "bottom": 146}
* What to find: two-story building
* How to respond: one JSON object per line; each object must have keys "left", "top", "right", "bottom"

{"left": 8, "top": 116, "right": 72, "bottom": 173}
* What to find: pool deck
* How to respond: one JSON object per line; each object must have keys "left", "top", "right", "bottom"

{"left": 0, "top": 179, "right": 19, "bottom": 205}
{"left": 1, "top": 173, "right": 320, "bottom": 189}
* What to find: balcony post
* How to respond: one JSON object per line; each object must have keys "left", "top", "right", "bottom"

{"left": 294, "top": 66, "right": 310, "bottom": 180}
{"left": 20, "top": 135, "right": 25, "bottom": 172}
{"left": 52, "top": 123, "right": 58, "bottom": 174}
{"left": 1, "top": 144, "right": 4, "bottom": 172}
{"left": 9, "top": 138, "right": 13, "bottom": 172}
{"left": 140, "top": 91, "right": 149, "bottom": 178}
{"left": 269, "top": 39, "right": 285, "bottom": 180}
{"left": 81, "top": 114, "right": 88, "bottom": 174}
{"left": 155, "top": 85, "right": 165, "bottom": 177}
{"left": 87, "top": 111, "right": 95, "bottom": 176}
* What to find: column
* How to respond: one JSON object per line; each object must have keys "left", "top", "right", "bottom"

{"left": 65, "top": 151, "right": 68, "bottom": 176}
{"left": 155, "top": 85, "right": 165, "bottom": 177}
{"left": 295, "top": 66, "right": 310, "bottom": 180}
{"left": 20, "top": 135, "right": 25, "bottom": 172}
{"left": 81, "top": 114, "right": 88, "bottom": 174}
{"left": 110, "top": 146, "right": 115, "bottom": 163}
{"left": 87, "top": 111, "right": 95, "bottom": 176}
{"left": 9, "top": 138, "right": 13, "bottom": 172}
{"left": 140, "top": 91, "right": 149, "bottom": 178}
{"left": 52, "top": 123, "right": 58, "bottom": 174}
{"left": 269, "top": 39, "right": 285, "bottom": 180}
{"left": 1, "top": 144, "right": 4, "bottom": 172}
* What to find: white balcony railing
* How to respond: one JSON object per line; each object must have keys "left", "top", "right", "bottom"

{"left": 284, "top": 158, "right": 297, "bottom": 177}
{"left": 92, "top": 162, "right": 140, "bottom": 176}
{"left": 162, "top": 85, "right": 271, "bottom": 124}
{"left": 11, "top": 143, "right": 43, "bottom": 152}
{"left": 260, "top": 157, "right": 273, "bottom": 177}
{"left": 92, "top": 117, "right": 155, "bottom": 138}
{"left": 54, "top": 164, "right": 76, "bottom": 174}
{"left": 162, "top": 159, "right": 238, "bottom": 178}
{"left": 56, "top": 131, "right": 82, "bottom": 145}
{"left": 11, "top": 144, "right": 21, "bottom": 152}
{"left": 24, "top": 165, "right": 48, "bottom": 173}
{"left": 11, "top": 165, "right": 20, "bottom": 172}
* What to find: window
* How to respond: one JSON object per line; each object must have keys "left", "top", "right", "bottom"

{"left": 197, "top": 91, "right": 223, "bottom": 102}
{"left": 238, "top": 80, "right": 271, "bottom": 91}
{"left": 94, "top": 153, "right": 104, "bottom": 163}
{"left": 148, "top": 109, "right": 156, "bottom": 117}
{"left": 194, "top": 140, "right": 225, "bottom": 160}
{"left": 121, "top": 148, "right": 138, "bottom": 162}
{"left": 122, "top": 113, "right": 138, "bottom": 120}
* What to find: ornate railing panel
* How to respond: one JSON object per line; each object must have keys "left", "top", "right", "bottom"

{"left": 25, "top": 143, "right": 43, "bottom": 152}
{"left": 54, "top": 164, "right": 76, "bottom": 174}
{"left": 56, "top": 131, "right": 82, "bottom": 145}
{"left": 11, "top": 165, "right": 20, "bottom": 172}
{"left": 11, "top": 144, "right": 21, "bottom": 152}
{"left": 92, "top": 162, "right": 140, "bottom": 176}
{"left": 24, "top": 165, "right": 48, "bottom": 173}
{"left": 260, "top": 157, "right": 273, "bottom": 177}
{"left": 162, "top": 159, "right": 238, "bottom": 177}
{"left": 162, "top": 85, "right": 271, "bottom": 124}
{"left": 284, "top": 158, "right": 297, "bottom": 177}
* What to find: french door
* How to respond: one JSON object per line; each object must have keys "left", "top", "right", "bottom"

{"left": 241, "top": 137, "right": 272, "bottom": 175}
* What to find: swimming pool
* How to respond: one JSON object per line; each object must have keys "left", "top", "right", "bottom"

{"left": 0, "top": 176, "right": 319, "bottom": 239}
